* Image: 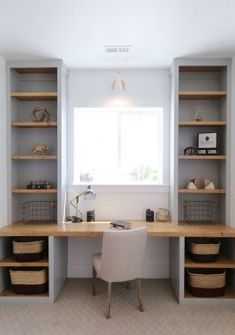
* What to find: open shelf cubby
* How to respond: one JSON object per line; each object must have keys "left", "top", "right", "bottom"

{"left": 183, "top": 238, "right": 235, "bottom": 302}
{"left": 0, "top": 237, "right": 49, "bottom": 299}
{"left": 177, "top": 63, "right": 228, "bottom": 227}
{"left": 9, "top": 65, "right": 58, "bottom": 224}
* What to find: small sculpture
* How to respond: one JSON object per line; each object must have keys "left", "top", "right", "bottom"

{"left": 204, "top": 178, "right": 215, "bottom": 190}
{"left": 32, "top": 144, "right": 49, "bottom": 155}
{"left": 194, "top": 105, "right": 203, "bottom": 121}
{"left": 184, "top": 146, "right": 197, "bottom": 156}
{"left": 32, "top": 107, "right": 51, "bottom": 122}
{"left": 156, "top": 208, "right": 170, "bottom": 222}
{"left": 187, "top": 178, "right": 201, "bottom": 190}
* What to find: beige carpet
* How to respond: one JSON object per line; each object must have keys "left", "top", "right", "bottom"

{"left": 0, "top": 279, "right": 235, "bottom": 335}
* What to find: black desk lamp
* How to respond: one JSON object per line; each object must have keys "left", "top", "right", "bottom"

{"left": 68, "top": 185, "right": 96, "bottom": 223}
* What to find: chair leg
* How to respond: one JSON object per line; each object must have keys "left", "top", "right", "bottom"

{"left": 106, "top": 282, "right": 112, "bottom": 319}
{"left": 136, "top": 278, "right": 144, "bottom": 312}
{"left": 92, "top": 266, "right": 97, "bottom": 296}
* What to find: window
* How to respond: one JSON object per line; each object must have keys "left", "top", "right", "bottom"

{"left": 72, "top": 107, "right": 163, "bottom": 185}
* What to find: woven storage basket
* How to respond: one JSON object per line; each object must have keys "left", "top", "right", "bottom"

{"left": 9, "top": 268, "right": 48, "bottom": 294}
{"left": 13, "top": 239, "right": 45, "bottom": 262}
{"left": 187, "top": 269, "right": 225, "bottom": 297}
{"left": 187, "top": 238, "right": 221, "bottom": 262}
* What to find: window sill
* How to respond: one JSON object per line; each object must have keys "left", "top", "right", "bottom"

{"left": 67, "top": 184, "right": 169, "bottom": 194}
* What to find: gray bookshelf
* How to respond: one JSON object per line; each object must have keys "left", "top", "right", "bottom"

{"left": 0, "top": 61, "right": 68, "bottom": 303}
{"left": 169, "top": 58, "right": 235, "bottom": 304}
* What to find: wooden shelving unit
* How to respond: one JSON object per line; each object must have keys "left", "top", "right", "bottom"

{"left": 15, "top": 68, "right": 56, "bottom": 74}
{"left": 169, "top": 59, "right": 235, "bottom": 305}
{"left": 184, "top": 288, "right": 235, "bottom": 300}
{"left": 12, "top": 189, "right": 57, "bottom": 194}
{"left": 179, "top": 91, "right": 226, "bottom": 99}
{"left": 0, "top": 255, "right": 49, "bottom": 267}
{"left": 178, "top": 189, "right": 225, "bottom": 194}
{"left": 185, "top": 255, "right": 235, "bottom": 269}
{"left": 0, "top": 289, "right": 48, "bottom": 297}
{"left": 179, "top": 66, "right": 225, "bottom": 72}
{"left": 11, "top": 92, "right": 57, "bottom": 101}
{"left": 12, "top": 122, "right": 57, "bottom": 128}
{"left": 179, "top": 155, "right": 226, "bottom": 160}
{"left": 0, "top": 60, "right": 68, "bottom": 304}
{"left": 179, "top": 121, "right": 226, "bottom": 126}
{"left": 12, "top": 155, "right": 57, "bottom": 160}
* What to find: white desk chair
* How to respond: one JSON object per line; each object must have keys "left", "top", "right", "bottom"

{"left": 92, "top": 226, "right": 147, "bottom": 319}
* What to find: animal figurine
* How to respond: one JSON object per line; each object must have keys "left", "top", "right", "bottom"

{"left": 32, "top": 107, "right": 51, "bottom": 122}
{"left": 187, "top": 178, "right": 200, "bottom": 190}
{"left": 204, "top": 178, "right": 215, "bottom": 190}
{"left": 32, "top": 144, "right": 49, "bottom": 155}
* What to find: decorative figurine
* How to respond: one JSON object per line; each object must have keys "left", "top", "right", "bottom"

{"left": 32, "top": 144, "right": 49, "bottom": 155}
{"left": 187, "top": 178, "right": 198, "bottom": 190}
{"left": 194, "top": 105, "right": 203, "bottom": 121}
{"left": 204, "top": 178, "right": 215, "bottom": 190}
{"left": 184, "top": 146, "right": 197, "bottom": 156}
{"left": 156, "top": 208, "right": 170, "bottom": 222}
{"left": 32, "top": 107, "right": 51, "bottom": 122}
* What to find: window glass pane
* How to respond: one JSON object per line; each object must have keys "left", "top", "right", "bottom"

{"left": 120, "top": 111, "right": 162, "bottom": 183}
{"left": 73, "top": 107, "right": 163, "bottom": 185}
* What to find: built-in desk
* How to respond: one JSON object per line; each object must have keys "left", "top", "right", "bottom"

{"left": 1, "top": 221, "right": 235, "bottom": 237}
{"left": 1, "top": 221, "right": 235, "bottom": 304}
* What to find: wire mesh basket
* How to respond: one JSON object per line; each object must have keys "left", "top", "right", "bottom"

{"left": 183, "top": 200, "right": 218, "bottom": 224}
{"left": 21, "top": 201, "right": 57, "bottom": 221}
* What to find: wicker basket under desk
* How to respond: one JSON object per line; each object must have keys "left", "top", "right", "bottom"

{"left": 12, "top": 238, "right": 45, "bottom": 262}
{"left": 186, "top": 269, "right": 226, "bottom": 297}
{"left": 9, "top": 268, "right": 48, "bottom": 294}
{"left": 187, "top": 238, "right": 221, "bottom": 262}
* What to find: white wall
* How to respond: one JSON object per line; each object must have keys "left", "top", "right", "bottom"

{"left": 0, "top": 57, "right": 7, "bottom": 227}
{"left": 67, "top": 69, "right": 171, "bottom": 278}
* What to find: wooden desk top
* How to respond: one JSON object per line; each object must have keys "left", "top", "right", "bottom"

{"left": 0, "top": 221, "right": 235, "bottom": 237}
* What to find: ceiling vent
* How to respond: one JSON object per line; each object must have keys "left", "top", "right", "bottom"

{"left": 104, "top": 45, "right": 132, "bottom": 54}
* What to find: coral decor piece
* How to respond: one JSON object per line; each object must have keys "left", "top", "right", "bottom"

{"left": 32, "top": 107, "right": 51, "bottom": 122}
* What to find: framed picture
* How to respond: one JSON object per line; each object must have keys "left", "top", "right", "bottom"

{"left": 197, "top": 132, "right": 217, "bottom": 154}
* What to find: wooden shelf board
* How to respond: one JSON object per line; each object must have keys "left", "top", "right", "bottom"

{"left": 0, "top": 289, "right": 48, "bottom": 297}
{"left": 179, "top": 66, "right": 225, "bottom": 72}
{"left": 185, "top": 255, "right": 235, "bottom": 269}
{"left": 179, "top": 121, "right": 226, "bottom": 126}
{"left": 12, "top": 155, "right": 57, "bottom": 160}
{"left": 11, "top": 92, "right": 57, "bottom": 101}
{"left": 15, "top": 68, "right": 56, "bottom": 74}
{"left": 12, "top": 122, "right": 57, "bottom": 128}
{"left": 179, "top": 91, "right": 226, "bottom": 99}
{"left": 185, "top": 288, "right": 235, "bottom": 299}
{"left": 0, "top": 255, "right": 48, "bottom": 267}
{"left": 178, "top": 189, "right": 225, "bottom": 194}
{"left": 12, "top": 189, "right": 57, "bottom": 194}
{"left": 179, "top": 155, "right": 226, "bottom": 160}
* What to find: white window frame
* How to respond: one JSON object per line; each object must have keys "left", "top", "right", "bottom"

{"left": 68, "top": 106, "right": 169, "bottom": 188}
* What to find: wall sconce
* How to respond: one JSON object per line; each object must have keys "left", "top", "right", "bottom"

{"left": 111, "top": 71, "right": 126, "bottom": 91}
{"left": 66, "top": 185, "right": 96, "bottom": 223}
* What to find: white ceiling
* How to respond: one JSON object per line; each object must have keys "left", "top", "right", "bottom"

{"left": 1, "top": 0, "right": 235, "bottom": 69}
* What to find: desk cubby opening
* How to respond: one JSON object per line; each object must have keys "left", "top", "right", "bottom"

{"left": 0, "top": 237, "right": 49, "bottom": 299}
{"left": 183, "top": 237, "right": 235, "bottom": 302}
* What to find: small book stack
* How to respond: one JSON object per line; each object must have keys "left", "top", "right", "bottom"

{"left": 110, "top": 220, "right": 131, "bottom": 229}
